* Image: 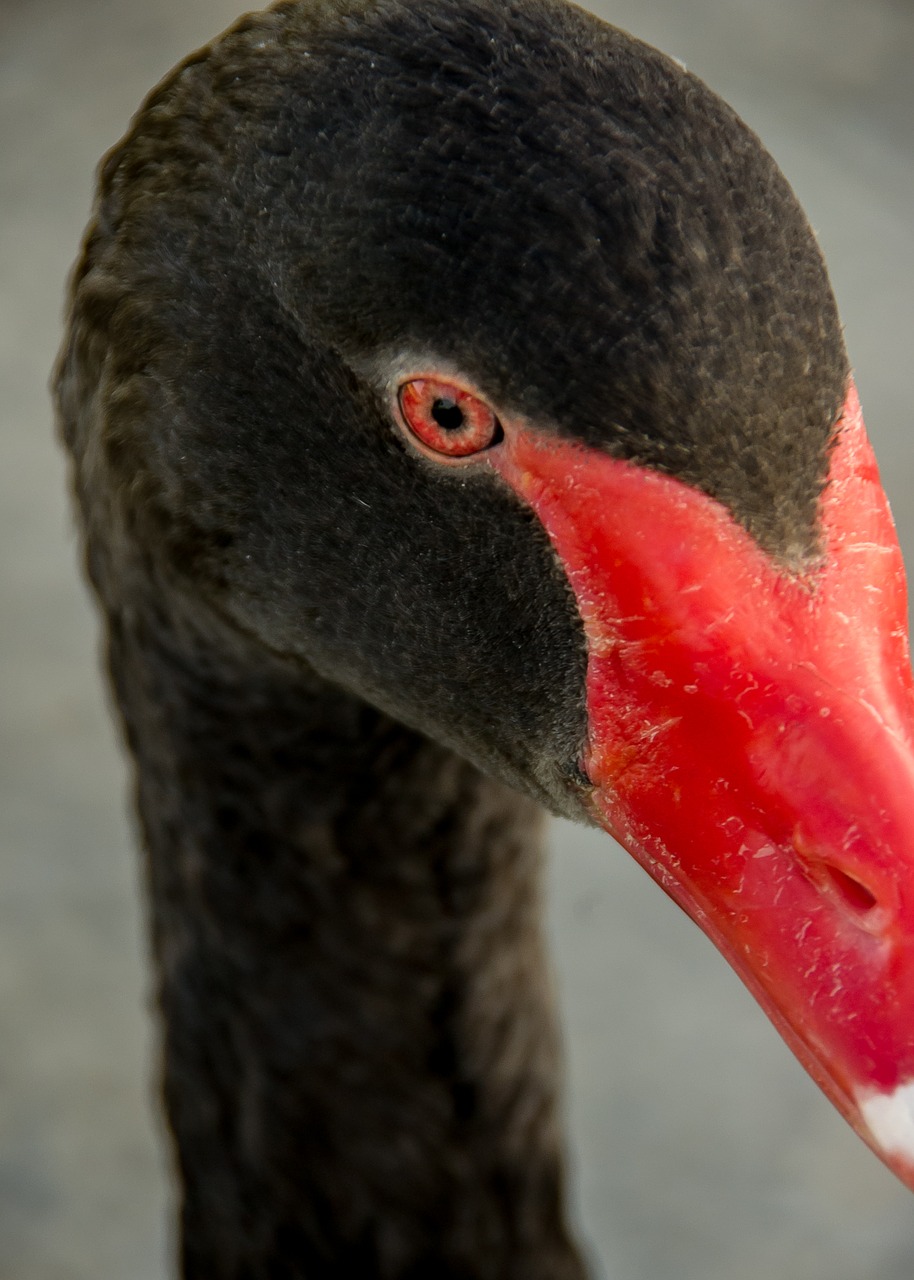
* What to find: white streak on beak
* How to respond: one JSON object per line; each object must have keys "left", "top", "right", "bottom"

{"left": 859, "top": 1082, "right": 914, "bottom": 1164}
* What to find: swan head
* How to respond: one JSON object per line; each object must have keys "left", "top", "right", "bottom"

{"left": 57, "top": 0, "right": 914, "bottom": 1191}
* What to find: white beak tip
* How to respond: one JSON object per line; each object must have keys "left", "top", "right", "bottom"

{"left": 858, "top": 1081, "right": 914, "bottom": 1166}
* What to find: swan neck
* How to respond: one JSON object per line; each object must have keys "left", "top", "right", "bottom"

{"left": 102, "top": 591, "right": 585, "bottom": 1277}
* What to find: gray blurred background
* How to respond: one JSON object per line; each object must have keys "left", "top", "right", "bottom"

{"left": 1, "top": 1, "right": 912, "bottom": 1277}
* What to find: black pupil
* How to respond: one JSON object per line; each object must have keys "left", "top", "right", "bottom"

{"left": 431, "top": 398, "right": 465, "bottom": 431}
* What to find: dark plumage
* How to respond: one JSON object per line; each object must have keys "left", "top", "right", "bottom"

{"left": 56, "top": 1, "right": 851, "bottom": 1276}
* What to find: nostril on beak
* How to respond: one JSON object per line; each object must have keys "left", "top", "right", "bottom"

{"left": 821, "top": 864, "right": 878, "bottom": 916}
{"left": 792, "top": 827, "right": 882, "bottom": 926}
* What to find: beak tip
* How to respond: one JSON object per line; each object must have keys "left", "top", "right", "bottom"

{"left": 857, "top": 1080, "right": 914, "bottom": 1188}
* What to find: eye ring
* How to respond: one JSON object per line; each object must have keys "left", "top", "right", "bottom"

{"left": 397, "top": 378, "right": 504, "bottom": 459}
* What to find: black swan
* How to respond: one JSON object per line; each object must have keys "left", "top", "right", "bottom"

{"left": 55, "top": 0, "right": 914, "bottom": 1275}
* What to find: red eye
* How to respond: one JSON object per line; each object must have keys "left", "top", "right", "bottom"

{"left": 397, "top": 378, "right": 503, "bottom": 458}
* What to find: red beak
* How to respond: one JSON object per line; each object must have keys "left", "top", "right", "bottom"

{"left": 492, "top": 382, "right": 914, "bottom": 1190}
